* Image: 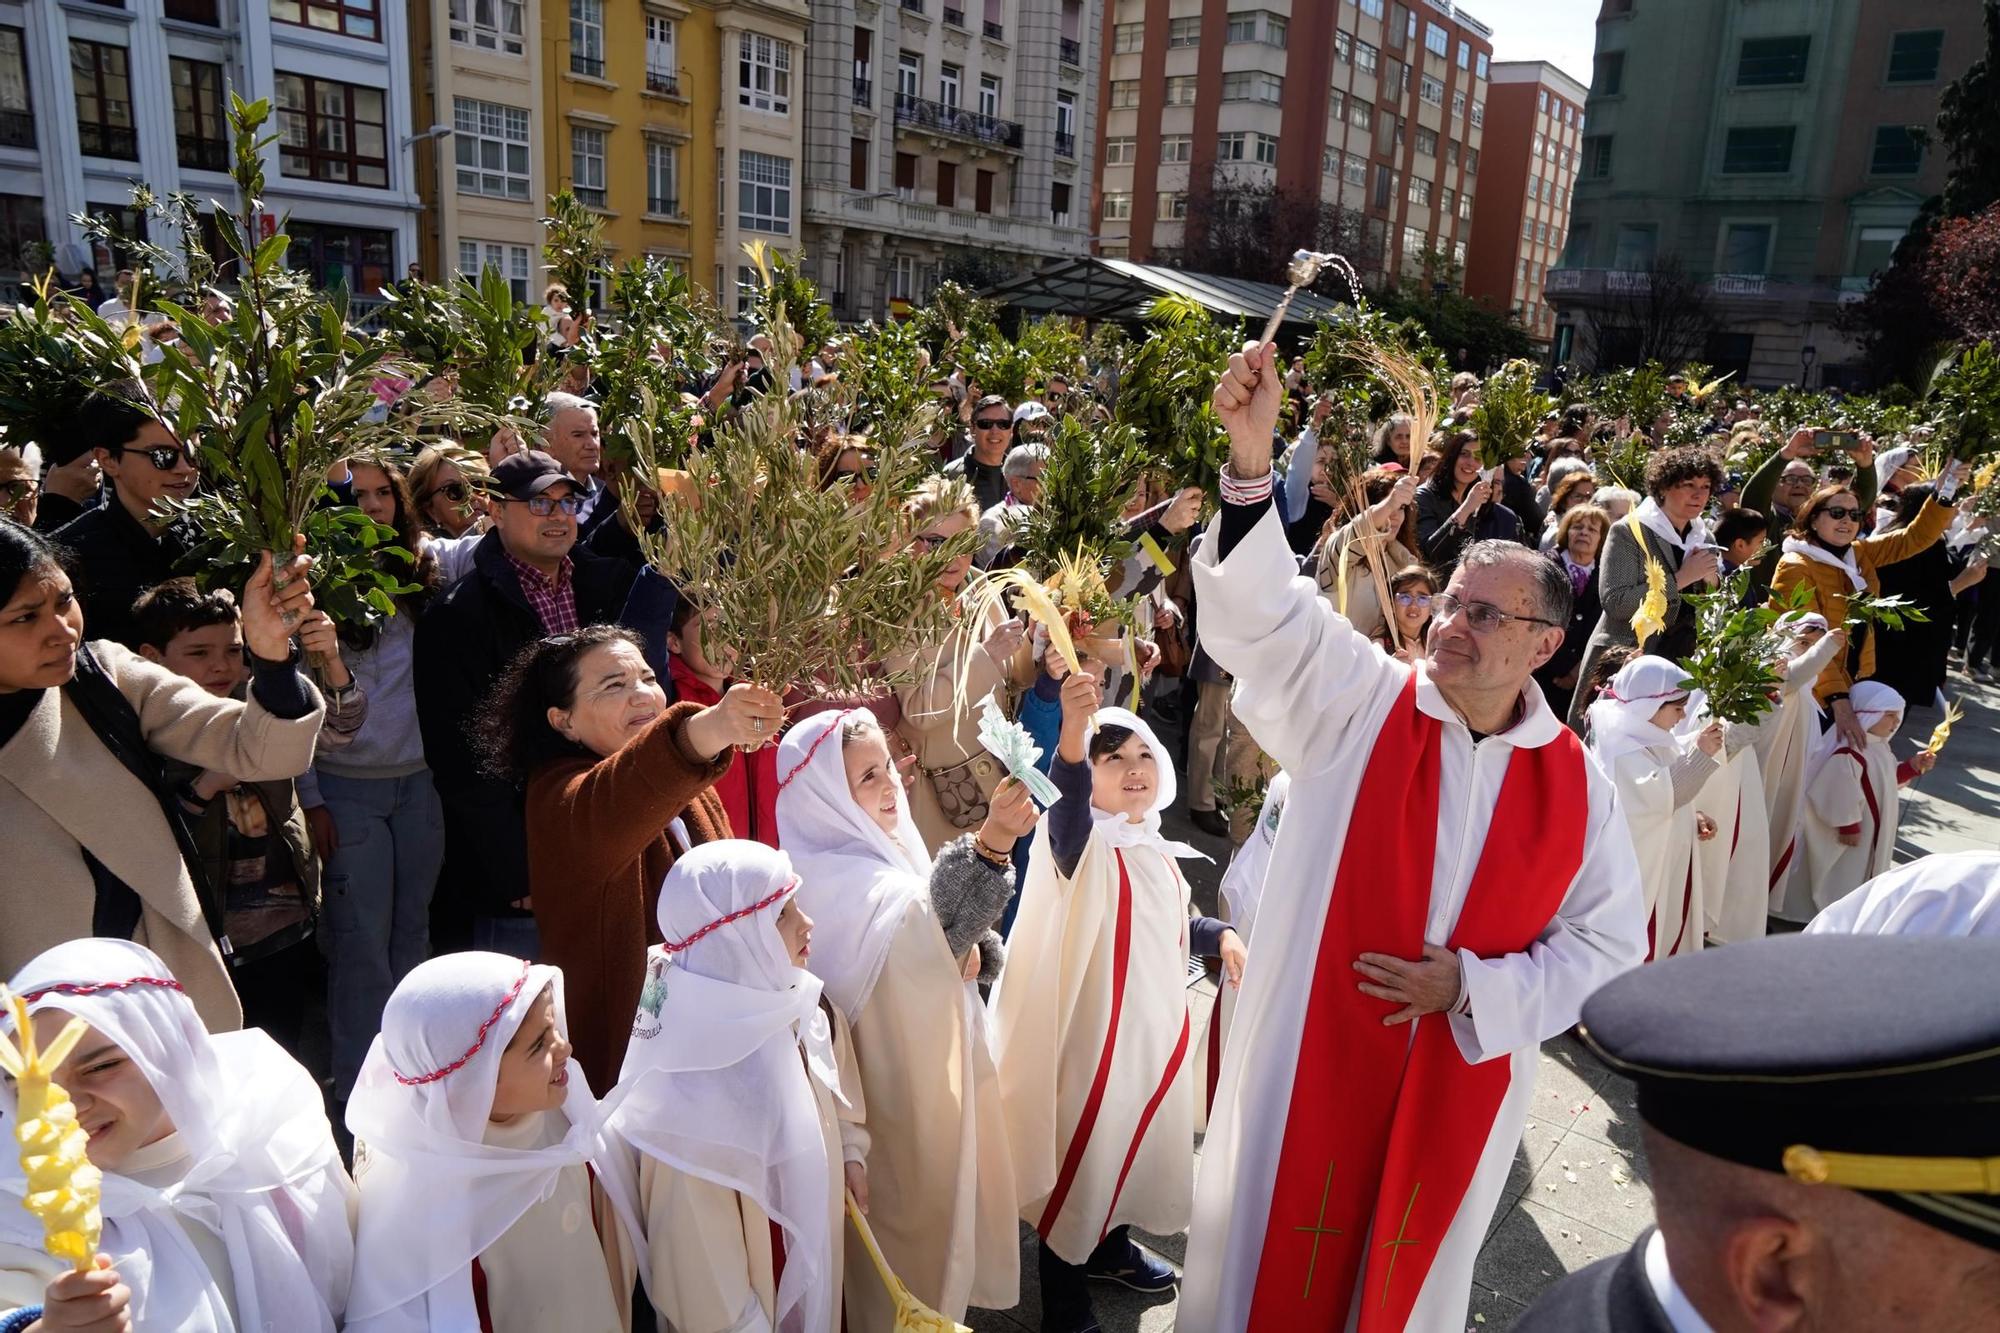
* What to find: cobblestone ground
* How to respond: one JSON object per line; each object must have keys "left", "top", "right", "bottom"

{"left": 970, "top": 676, "right": 2000, "bottom": 1332}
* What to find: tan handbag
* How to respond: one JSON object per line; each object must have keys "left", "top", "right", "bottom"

{"left": 922, "top": 754, "right": 994, "bottom": 831}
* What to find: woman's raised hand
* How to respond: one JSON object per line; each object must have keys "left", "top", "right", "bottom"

{"left": 685, "top": 682, "right": 787, "bottom": 759}
{"left": 242, "top": 535, "right": 316, "bottom": 664}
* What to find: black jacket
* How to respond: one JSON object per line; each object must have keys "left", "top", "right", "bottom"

{"left": 1499, "top": 467, "right": 1545, "bottom": 545}
{"left": 412, "top": 531, "right": 667, "bottom": 914}
{"left": 1415, "top": 480, "right": 1523, "bottom": 572}
{"left": 1512, "top": 1231, "right": 1674, "bottom": 1332}
{"left": 1536, "top": 561, "right": 1603, "bottom": 713}
{"left": 54, "top": 498, "right": 194, "bottom": 648}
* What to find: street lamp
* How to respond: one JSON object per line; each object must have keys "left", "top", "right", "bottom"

{"left": 401, "top": 124, "right": 453, "bottom": 149}
{"left": 1799, "top": 342, "right": 1817, "bottom": 389}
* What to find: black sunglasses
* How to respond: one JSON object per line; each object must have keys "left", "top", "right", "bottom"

{"left": 116, "top": 443, "right": 197, "bottom": 472}
{"left": 973, "top": 418, "right": 1014, "bottom": 431}
{"left": 424, "top": 480, "right": 476, "bottom": 504}
{"left": 1818, "top": 505, "right": 1865, "bottom": 522}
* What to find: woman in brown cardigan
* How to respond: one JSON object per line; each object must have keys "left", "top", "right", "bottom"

{"left": 477, "top": 624, "right": 783, "bottom": 1089}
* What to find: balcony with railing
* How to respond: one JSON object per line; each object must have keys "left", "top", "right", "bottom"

{"left": 853, "top": 77, "right": 873, "bottom": 106}
{"left": 177, "top": 136, "right": 229, "bottom": 171}
{"left": 575, "top": 185, "right": 607, "bottom": 207}
{"left": 647, "top": 194, "right": 680, "bottom": 216}
{"left": 983, "top": 19, "right": 1005, "bottom": 39}
{"left": 646, "top": 66, "right": 679, "bottom": 95}
{"left": 1059, "top": 37, "right": 1081, "bottom": 65}
{"left": 571, "top": 52, "right": 605, "bottom": 78}
{"left": 78, "top": 122, "right": 138, "bottom": 160}
{"left": 164, "top": 0, "right": 221, "bottom": 21}
{"left": 899, "top": 0, "right": 924, "bottom": 11}
{"left": 1054, "top": 130, "right": 1075, "bottom": 158}
{"left": 894, "top": 92, "right": 1022, "bottom": 149}
{"left": 0, "top": 110, "right": 32, "bottom": 150}
{"left": 943, "top": 6, "right": 964, "bottom": 25}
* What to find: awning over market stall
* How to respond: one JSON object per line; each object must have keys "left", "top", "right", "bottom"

{"left": 977, "top": 256, "right": 1355, "bottom": 327}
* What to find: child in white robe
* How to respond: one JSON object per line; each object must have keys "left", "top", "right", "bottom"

{"left": 1760, "top": 613, "right": 1847, "bottom": 920}
{"left": 0, "top": 939, "right": 354, "bottom": 1333}
{"left": 1797, "top": 681, "right": 1935, "bottom": 915}
{"left": 608, "top": 840, "right": 865, "bottom": 1333}
{"left": 344, "top": 952, "right": 641, "bottom": 1333}
{"left": 991, "top": 672, "right": 1242, "bottom": 1333}
{"left": 1586, "top": 656, "right": 1725, "bottom": 960}
{"left": 774, "top": 708, "right": 1028, "bottom": 1325}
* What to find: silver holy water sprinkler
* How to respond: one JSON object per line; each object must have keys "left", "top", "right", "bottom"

{"left": 1258, "top": 249, "right": 1361, "bottom": 346}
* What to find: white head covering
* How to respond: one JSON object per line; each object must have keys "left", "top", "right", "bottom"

{"left": 1875, "top": 444, "right": 1917, "bottom": 491}
{"left": 0, "top": 939, "right": 352, "bottom": 1333}
{"left": 1848, "top": 680, "right": 1906, "bottom": 733}
{"left": 606, "top": 842, "right": 837, "bottom": 1333}
{"left": 1086, "top": 706, "right": 1209, "bottom": 861}
{"left": 1585, "top": 656, "right": 1691, "bottom": 764}
{"left": 1806, "top": 852, "right": 2000, "bottom": 939}
{"left": 343, "top": 953, "right": 641, "bottom": 1333}
{"left": 774, "top": 708, "right": 933, "bottom": 1020}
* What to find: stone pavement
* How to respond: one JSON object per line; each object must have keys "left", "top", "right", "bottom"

{"left": 969, "top": 674, "right": 2000, "bottom": 1333}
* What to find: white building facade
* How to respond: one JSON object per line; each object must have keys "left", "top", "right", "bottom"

{"left": 0, "top": 0, "right": 422, "bottom": 301}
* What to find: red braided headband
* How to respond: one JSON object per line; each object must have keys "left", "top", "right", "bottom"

{"left": 20, "top": 977, "right": 187, "bottom": 1004}
{"left": 1601, "top": 687, "right": 1685, "bottom": 705}
{"left": 392, "top": 962, "right": 534, "bottom": 1087}
{"left": 661, "top": 877, "right": 798, "bottom": 955}
{"left": 777, "top": 709, "right": 862, "bottom": 791}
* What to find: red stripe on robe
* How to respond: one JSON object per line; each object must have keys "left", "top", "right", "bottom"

{"left": 1770, "top": 837, "right": 1796, "bottom": 889}
{"left": 1247, "top": 675, "right": 1588, "bottom": 1330}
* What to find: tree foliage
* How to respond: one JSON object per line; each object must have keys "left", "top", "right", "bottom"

{"left": 1115, "top": 294, "right": 1238, "bottom": 500}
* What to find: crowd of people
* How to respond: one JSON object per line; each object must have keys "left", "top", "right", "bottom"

{"left": 1, "top": 266, "right": 1997, "bottom": 1333}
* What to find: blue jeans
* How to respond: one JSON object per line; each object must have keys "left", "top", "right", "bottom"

{"left": 317, "top": 769, "right": 445, "bottom": 1096}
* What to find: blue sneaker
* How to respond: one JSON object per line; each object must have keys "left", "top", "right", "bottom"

{"left": 1083, "top": 1236, "right": 1180, "bottom": 1293}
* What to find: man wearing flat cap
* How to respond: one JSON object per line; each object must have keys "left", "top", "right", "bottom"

{"left": 1516, "top": 932, "right": 2000, "bottom": 1331}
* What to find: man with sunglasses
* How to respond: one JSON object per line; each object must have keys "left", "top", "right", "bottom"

{"left": 943, "top": 393, "right": 1016, "bottom": 512}
{"left": 413, "top": 450, "right": 675, "bottom": 955}
{"left": 1176, "top": 340, "right": 1646, "bottom": 1333}
{"left": 52, "top": 383, "right": 200, "bottom": 648}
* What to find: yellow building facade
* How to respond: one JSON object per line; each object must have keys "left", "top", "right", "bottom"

{"left": 540, "top": 0, "right": 807, "bottom": 306}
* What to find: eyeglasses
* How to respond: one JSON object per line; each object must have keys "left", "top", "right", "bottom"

{"left": 910, "top": 531, "right": 951, "bottom": 551}
{"left": 1818, "top": 505, "right": 1865, "bottom": 522}
{"left": 1393, "top": 592, "right": 1433, "bottom": 609}
{"left": 1430, "top": 591, "right": 1558, "bottom": 634}
{"left": 0, "top": 480, "right": 37, "bottom": 504}
{"left": 973, "top": 418, "right": 1014, "bottom": 431}
{"left": 835, "top": 461, "right": 879, "bottom": 483}
{"left": 423, "top": 481, "right": 475, "bottom": 505}
{"left": 501, "top": 494, "right": 582, "bottom": 517}
{"left": 116, "top": 443, "right": 197, "bottom": 472}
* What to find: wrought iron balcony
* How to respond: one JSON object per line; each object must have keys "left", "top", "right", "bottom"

{"left": 575, "top": 185, "right": 607, "bottom": 207}
{"left": 1054, "top": 130, "right": 1075, "bottom": 158}
{"left": 0, "top": 110, "right": 32, "bottom": 150}
{"left": 944, "top": 6, "right": 964, "bottom": 25}
{"left": 646, "top": 67, "right": 678, "bottom": 95}
{"left": 900, "top": 0, "right": 924, "bottom": 11}
{"left": 647, "top": 195, "right": 680, "bottom": 216}
{"left": 78, "top": 122, "right": 137, "bottom": 160}
{"left": 894, "top": 92, "right": 1022, "bottom": 149}
{"left": 983, "top": 19, "right": 1005, "bottom": 39}
{"left": 571, "top": 53, "right": 605, "bottom": 78}
{"left": 1060, "top": 37, "right": 1081, "bottom": 65}
{"left": 853, "top": 77, "right": 873, "bottom": 106}
{"left": 177, "top": 137, "right": 229, "bottom": 171}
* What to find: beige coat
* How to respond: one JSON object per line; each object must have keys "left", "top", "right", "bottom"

{"left": 0, "top": 640, "right": 324, "bottom": 1031}
{"left": 1313, "top": 513, "right": 1421, "bottom": 643}
{"left": 891, "top": 603, "right": 1035, "bottom": 853}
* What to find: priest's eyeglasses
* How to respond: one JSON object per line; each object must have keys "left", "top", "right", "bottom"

{"left": 1430, "top": 592, "right": 1557, "bottom": 633}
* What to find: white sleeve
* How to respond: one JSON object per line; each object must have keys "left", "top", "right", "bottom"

{"left": 1449, "top": 760, "right": 1649, "bottom": 1063}
{"left": 1191, "top": 506, "right": 1399, "bottom": 778}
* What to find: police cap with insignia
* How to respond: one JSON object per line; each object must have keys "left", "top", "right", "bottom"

{"left": 1578, "top": 933, "right": 2000, "bottom": 1249}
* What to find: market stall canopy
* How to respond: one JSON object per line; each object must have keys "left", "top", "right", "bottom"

{"left": 978, "top": 256, "right": 1355, "bottom": 327}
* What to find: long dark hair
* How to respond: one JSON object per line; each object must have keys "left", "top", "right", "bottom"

{"left": 1424, "top": 431, "right": 1479, "bottom": 498}
{"left": 474, "top": 625, "right": 642, "bottom": 784}
{"left": 341, "top": 454, "right": 440, "bottom": 649}
{"left": 1879, "top": 482, "right": 1932, "bottom": 534}
{"left": 0, "top": 517, "right": 66, "bottom": 607}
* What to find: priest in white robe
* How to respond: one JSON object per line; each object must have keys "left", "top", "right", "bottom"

{"left": 1182, "top": 340, "right": 1648, "bottom": 1333}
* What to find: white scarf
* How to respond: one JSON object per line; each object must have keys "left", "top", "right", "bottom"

{"left": 1, "top": 939, "right": 353, "bottom": 1333}
{"left": 1087, "top": 707, "right": 1210, "bottom": 862}
{"left": 343, "top": 954, "right": 642, "bottom": 1333}
{"left": 605, "top": 842, "right": 839, "bottom": 1333}
{"left": 1633, "top": 496, "right": 1712, "bottom": 556}
{"left": 774, "top": 708, "right": 936, "bottom": 1021}
{"left": 1585, "top": 656, "right": 1692, "bottom": 765}
{"left": 1781, "top": 535, "right": 1867, "bottom": 593}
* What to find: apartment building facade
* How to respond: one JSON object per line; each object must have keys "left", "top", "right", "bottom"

{"left": 1092, "top": 0, "right": 1493, "bottom": 286}
{"left": 1462, "top": 59, "right": 1586, "bottom": 347}
{"left": 0, "top": 0, "right": 424, "bottom": 302}
{"left": 1550, "top": 0, "right": 1982, "bottom": 387}
{"left": 800, "top": 0, "right": 1100, "bottom": 324}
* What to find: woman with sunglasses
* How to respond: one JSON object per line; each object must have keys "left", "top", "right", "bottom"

{"left": 1373, "top": 566, "right": 1437, "bottom": 664}
{"left": 408, "top": 443, "right": 493, "bottom": 542}
{"left": 1769, "top": 469, "right": 1961, "bottom": 749}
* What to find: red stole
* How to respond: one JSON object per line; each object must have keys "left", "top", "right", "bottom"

{"left": 1247, "top": 676, "right": 1588, "bottom": 1330}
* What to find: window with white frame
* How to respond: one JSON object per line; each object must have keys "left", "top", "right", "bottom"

{"left": 1351, "top": 101, "right": 1372, "bottom": 130}
{"left": 1356, "top": 41, "right": 1378, "bottom": 74}
{"left": 1267, "top": 14, "right": 1286, "bottom": 46}
{"left": 739, "top": 34, "right": 792, "bottom": 114}
{"left": 939, "top": 63, "right": 960, "bottom": 107}
{"left": 1166, "top": 75, "right": 1198, "bottom": 104}
{"left": 457, "top": 239, "right": 532, "bottom": 301}
{"left": 1458, "top": 39, "right": 1470, "bottom": 69}
{"left": 1425, "top": 21, "right": 1448, "bottom": 55}
{"left": 980, "top": 74, "right": 1002, "bottom": 118}
{"left": 1158, "top": 191, "right": 1187, "bottom": 220}
{"left": 738, "top": 150, "right": 792, "bottom": 233}
{"left": 453, "top": 98, "right": 531, "bottom": 199}
{"left": 898, "top": 51, "right": 921, "bottom": 98}
{"left": 890, "top": 255, "right": 916, "bottom": 300}
{"left": 736, "top": 264, "right": 756, "bottom": 316}
{"left": 1408, "top": 175, "right": 1431, "bottom": 205}
{"left": 1253, "top": 132, "right": 1278, "bottom": 164}
{"left": 1403, "top": 224, "right": 1425, "bottom": 256}
{"left": 1336, "top": 30, "right": 1352, "bottom": 63}
{"left": 1221, "top": 71, "right": 1281, "bottom": 102}
{"left": 1452, "top": 88, "right": 1466, "bottom": 117}
{"left": 1224, "top": 13, "right": 1253, "bottom": 42}
{"left": 1470, "top": 100, "right": 1484, "bottom": 127}
{"left": 646, "top": 139, "right": 678, "bottom": 213}
{"left": 1102, "top": 191, "right": 1132, "bottom": 220}
{"left": 450, "top": 0, "right": 524, "bottom": 55}
{"left": 1055, "top": 90, "right": 1075, "bottom": 140}
{"left": 646, "top": 16, "right": 676, "bottom": 93}
{"left": 1162, "top": 134, "right": 1194, "bottom": 163}
{"left": 1416, "top": 126, "right": 1437, "bottom": 156}
{"left": 570, "top": 0, "right": 604, "bottom": 76}
{"left": 1343, "top": 152, "right": 1365, "bottom": 186}
{"left": 1110, "top": 79, "right": 1140, "bottom": 109}
{"left": 1170, "top": 16, "right": 1201, "bottom": 46}
{"left": 1419, "top": 75, "right": 1443, "bottom": 105}
{"left": 569, "top": 125, "right": 607, "bottom": 206}
{"left": 1217, "top": 132, "right": 1245, "bottom": 161}
{"left": 1105, "top": 137, "right": 1136, "bottom": 165}
{"left": 1113, "top": 22, "right": 1143, "bottom": 53}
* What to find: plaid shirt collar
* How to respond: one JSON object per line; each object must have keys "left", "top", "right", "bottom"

{"left": 503, "top": 550, "right": 579, "bottom": 635}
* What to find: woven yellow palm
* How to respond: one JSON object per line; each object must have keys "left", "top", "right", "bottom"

{"left": 0, "top": 987, "right": 103, "bottom": 1271}
{"left": 845, "top": 1191, "right": 972, "bottom": 1333}
{"left": 1625, "top": 512, "right": 1670, "bottom": 650}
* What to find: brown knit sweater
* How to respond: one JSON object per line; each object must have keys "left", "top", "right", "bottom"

{"left": 526, "top": 701, "right": 733, "bottom": 1091}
